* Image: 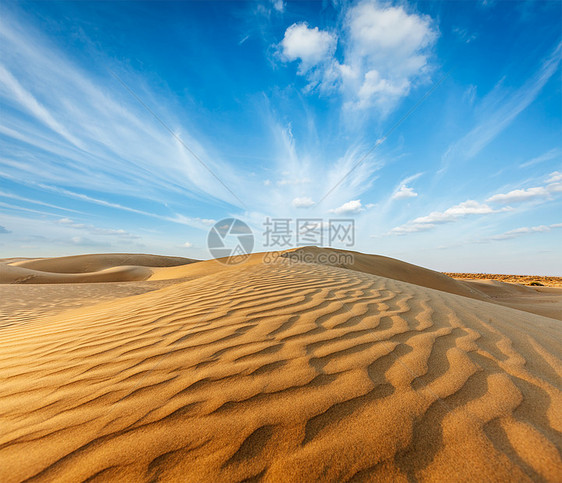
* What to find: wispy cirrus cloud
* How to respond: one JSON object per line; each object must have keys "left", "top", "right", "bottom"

{"left": 0, "top": 212, "right": 146, "bottom": 253}
{"left": 0, "top": 65, "right": 83, "bottom": 148}
{"left": 452, "top": 26, "right": 477, "bottom": 44}
{"left": 0, "top": 12, "right": 246, "bottom": 210}
{"left": 489, "top": 222, "right": 562, "bottom": 241}
{"left": 0, "top": 7, "right": 382, "bottom": 237}
{"left": 440, "top": 40, "right": 562, "bottom": 172}
{"left": 519, "top": 148, "right": 561, "bottom": 169}
{"left": 0, "top": 189, "right": 84, "bottom": 214}
{"left": 56, "top": 218, "right": 140, "bottom": 240}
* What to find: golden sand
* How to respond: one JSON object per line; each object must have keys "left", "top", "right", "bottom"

{"left": 444, "top": 273, "right": 562, "bottom": 288}
{"left": 0, "top": 249, "right": 560, "bottom": 481}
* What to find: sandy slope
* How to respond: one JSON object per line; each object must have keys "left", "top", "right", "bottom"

{"left": 462, "top": 280, "right": 562, "bottom": 321}
{"left": 0, "top": 280, "right": 182, "bottom": 329}
{"left": 282, "top": 247, "right": 487, "bottom": 300}
{"left": 0, "top": 250, "right": 561, "bottom": 482}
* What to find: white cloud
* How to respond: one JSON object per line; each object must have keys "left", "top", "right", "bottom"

{"left": 414, "top": 200, "right": 499, "bottom": 224}
{"left": 0, "top": 189, "right": 84, "bottom": 214}
{"left": 55, "top": 217, "right": 140, "bottom": 239}
{"left": 272, "top": 0, "right": 284, "bottom": 13}
{"left": 357, "top": 70, "right": 410, "bottom": 106}
{"left": 0, "top": 12, "right": 249, "bottom": 213}
{"left": 389, "top": 223, "right": 434, "bottom": 235}
{"left": 486, "top": 172, "right": 562, "bottom": 204}
{"left": 70, "top": 236, "right": 105, "bottom": 247}
{"left": 280, "top": 23, "right": 337, "bottom": 73}
{"left": 390, "top": 200, "right": 508, "bottom": 235}
{"left": 182, "top": 241, "right": 193, "bottom": 248}
{"left": 0, "top": 65, "right": 82, "bottom": 148}
{"left": 486, "top": 187, "right": 549, "bottom": 204}
{"left": 278, "top": 0, "right": 438, "bottom": 112}
{"left": 347, "top": 2, "right": 435, "bottom": 56}
{"left": 278, "top": 176, "right": 311, "bottom": 186}
{"left": 463, "top": 84, "right": 477, "bottom": 105}
{"left": 391, "top": 185, "right": 418, "bottom": 200}
{"left": 426, "top": 201, "right": 486, "bottom": 222}
{"left": 167, "top": 214, "right": 216, "bottom": 228}
{"left": 0, "top": 7, "right": 386, "bottom": 235}
{"left": 490, "top": 224, "right": 555, "bottom": 241}
{"left": 292, "top": 196, "right": 315, "bottom": 208}
{"left": 330, "top": 199, "right": 364, "bottom": 215}
{"left": 343, "top": 0, "right": 438, "bottom": 111}
{"left": 389, "top": 171, "right": 562, "bottom": 236}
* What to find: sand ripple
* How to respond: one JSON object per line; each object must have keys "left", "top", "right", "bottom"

{"left": 0, "top": 259, "right": 561, "bottom": 481}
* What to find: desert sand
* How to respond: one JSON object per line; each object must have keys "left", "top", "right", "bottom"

{"left": 0, "top": 248, "right": 561, "bottom": 481}
{"left": 445, "top": 273, "right": 562, "bottom": 288}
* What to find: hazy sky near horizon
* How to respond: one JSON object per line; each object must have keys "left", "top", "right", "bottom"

{"left": 0, "top": 0, "right": 561, "bottom": 274}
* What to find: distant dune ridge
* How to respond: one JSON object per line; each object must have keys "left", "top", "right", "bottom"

{"left": 0, "top": 248, "right": 561, "bottom": 481}
{"left": 0, "top": 253, "right": 196, "bottom": 284}
{"left": 445, "top": 272, "right": 562, "bottom": 288}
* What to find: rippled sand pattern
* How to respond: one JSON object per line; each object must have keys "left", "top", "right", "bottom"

{"left": 0, "top": 261, "right": 561, "bottom": 482}
{"left": 0, "top": 280, "right": 183, "bottom": 329}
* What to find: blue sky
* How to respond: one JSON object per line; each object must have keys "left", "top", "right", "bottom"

{"left": 0, "top": 0, "right": 561, "bottom": 274}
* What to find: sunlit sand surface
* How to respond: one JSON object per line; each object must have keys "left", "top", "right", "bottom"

{"left": 0, "top": 248, "right": 560, "bottom": 481}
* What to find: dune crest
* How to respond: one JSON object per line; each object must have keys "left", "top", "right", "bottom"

{"left": 9, "top": 253, "right": 196, "bottom": 273}
{"left": 0, "top": 252, "right": 561, "bottom": 482}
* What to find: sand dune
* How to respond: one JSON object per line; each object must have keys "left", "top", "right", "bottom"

{"left": 8, "top": 253, "right": 196, "bottom": 272}
{"left": 0, "top": 250, "right": 561, "bottom": 481}
{"left": 0, "top": 263, "right": 154, "bottom": 284}
{"left": 283, "top": 247, "right": 562, "bottom": 321}
{"left": 0, "top": 254, "right": 195, "bottom": 284}
{"left": 282, "top": 247, "right": 487, "bottom": 300}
